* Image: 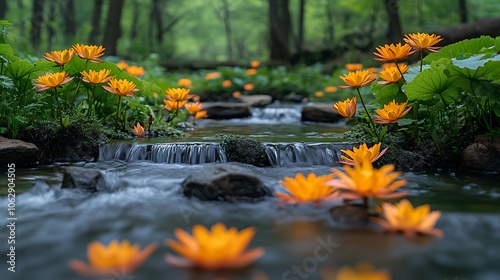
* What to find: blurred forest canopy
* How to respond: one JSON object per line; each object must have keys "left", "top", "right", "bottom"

{"left": 1, "top": 0, "right": 500, "bottom": 66}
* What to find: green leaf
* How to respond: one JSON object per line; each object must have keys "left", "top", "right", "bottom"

{"left": 405, "top": 65, "right": 459, "bottom": 102}
{"left": 424, "top": 36, "right": 496, "bottom": 63}
{"left": 0, "top": 75, "right": 14, "bottom": 89}
{"left": 6, "top": 59, "right": 35, "bottom": 81}
{"left": 449, "top": 54, "right": 500, "bottom": 79}
{"left": 0, "top": 43, "right": 14, "bottom": 56}
{"left": 403, "top": 64, "right": 431, "bottom": 83}
{"left": 397, "top": 118, "right": 416, "bottom": 126}
{"left": 370, "top": 82, "right": 406, "bottom": 105}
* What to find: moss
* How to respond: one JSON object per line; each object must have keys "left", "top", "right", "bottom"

{"left": 219, "top": 134, "right": 271, "bottom": 167}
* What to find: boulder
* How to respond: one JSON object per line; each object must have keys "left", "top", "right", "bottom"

{"left": 238, "top": 95, "right": 273, "bottom": 107}
{"left": 61, "top": 166, "right": 106, "bottom": 191}
{"left": 301, "top": 104, "right": 343, "bottom": 123}
{"left": 222, "top": 136, "right": 271, "bottom": 167}
{"left": 461, "top": 136, "right": 500, "bottom": 173}
{"left": 181, "top": 163, "right": 272, "bottom": 201}
{"left": 204, "top": 103, "right": 251, "bottom": 119}
{"left": 0, "top": 137, "right": 40, "bottom": 167}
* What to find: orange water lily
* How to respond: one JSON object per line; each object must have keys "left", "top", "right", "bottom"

{"left": 232, "top": 91, "right": 242, "bottom": 98}
{"left": 345, "top": 63, "right": 363, "bottom": 71}
{"left": 103, "top": 79, "right": 139, "bottom": 97}
{"left": 378, "top": 64, "right": 408, "bottom": 84}
{"left": 116, "top": 60, "right": 129, "bottom": 69}
{"left": 373, "top": 100, "right": 412, "bottom": 124}
{"left": 339, "top": 143, "right": 388, "bottom": 166}
{"left": 177, "top": 78, "right": 192, "bottom": 87}
{"left": 373, "top": 43, "right": 414, "bottom": 62}
{"left": 244, "top": 83, "right": 254, "bottom": 91}
{"left": 81, "top": 69, "right": 113, "bottom": 85}
{"left": 195, "top": 110, "right": 208, "bottom": 119}
{"left": 163, "top": 99, "right": 187, "bottom": 111}
{"left": 276, "top": 173, "right": 339, "bottom": 204}
{"left": 250, "top": 60, "right": 260, "bottom": 68}
{"left": 222, "top": 80, "right": 233, "bottom": 87}
{"left": 133, "top": 122, "right": 145, "bottom": 137}
{"left": 404, "top": 33, "right": 443, "bottom": 52}
{"left": 72, "top": 43, "right": 105, "bottom": 63}
{"left": 165, "top": 223, "right": 265, "bottom": 270}
{"left": 333, "top": 97, "right": 356, "bottom": 118}
{"left": 331, "top": 263, "right": 392, "bottom": 280}
{"left": 327, "top": 162, "right": 407, "bottom": 200}
{"left": 324, "top": 86, "right": 337, "bottom": 93}
{"left": 314, "top": 91, "right": 324, "bottom": 98}
{"left": 165, "top": 88, "right": 194, "bottom": 102}
{"left": 205, "top": 72, "right": 221, "bottom": 80}
{"left": 339, "top": 70, "right": 376, "bottom": 89}
{"left": 185, "top": 102, "right": 204, "bottom": 115}
{"left": 372, "top": 199, "right": 443, "bottom": 238}
{"left": 125, "top": 65, "right": 145, "bottom": 77}
{"left": 34, "top": 71, "right": 74, "bottom": 92}
{"left": 43, "top": 49, "right": 75, "bottom": 66}
{"left": 69, "top": 240, "right": 156, "bottom": 277}
{"left": 246, "top": 69, "right": 257, "bottom": 75}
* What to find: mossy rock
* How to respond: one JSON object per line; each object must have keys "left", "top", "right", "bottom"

{"left": 221, "top": 135, "right": 271, "bottom": 167}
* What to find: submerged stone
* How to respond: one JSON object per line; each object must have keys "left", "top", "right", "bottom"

{"left": 0, "top": 136, "right": 40, "bottom": 167}
{"left": 61, "top": 166, "right": 106, "bottom": 191}
{"left": 221, "top": 136, "right": 271, "bottom": 167}
{"left": 181, "top": 163, "right": 272, "bottom": 202}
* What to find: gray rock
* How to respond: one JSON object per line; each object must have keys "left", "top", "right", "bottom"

{"left": 301, "top": 104, "right": 343, "bottom": 123}
{"left": 61, "top": 166, "right": 106, "bottom": 191}
{"left": 461, "top": 136, "right": 500, "bottom": 173}
{"left": 222, "top": 136, "right": 271, "bottom": 167}
{"left": 181, "top": 163, "right": 272, "bottom": 201}
{"left": 238, "top": 95, "right": 273, "bottom": 107}
{"left": 0, "top": 136, "right": 40, "bottom": 167}
{"left": 205, "top": 103, "right": 251, "bottom": 119}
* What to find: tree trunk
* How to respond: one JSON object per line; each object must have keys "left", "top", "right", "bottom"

{"left": 46, "top": 0, "right": 55, "bottom": 50}
{"left": 30, "top": 0, "right": 44, "bottom": 49}
{"left": 434, "top": 17, "right": 500, "bottom": 46}
{"left": 130, "top": 0, "right": 140, "bottom": 39}
{"left": 383, "top": 0, "right": 403, "bottom": 43}
{"left": 88, "top": 0, "right": 104, "bottom": 44}
{"left": 296, "top": 0, "right": 305, "bottom": 56}
{"left": 269, "top": 0, "right": 290, "bottom": 63}
{"left": 102, "top": 0, "right": 124, "bottom": 55}
{"left": 213, "top": 0, "right": 233, "bottom": 61}
{"left": 61, "top": 0, "right": 76, "bottom": 44}
{"left": 324, "top": 0, "right": 334, "bottom": 45}
{"left": 458, "top": 0, "right": 468, "bottom": 23}
{"left": 0, "top": 0, "right": 7, "bottom": 19}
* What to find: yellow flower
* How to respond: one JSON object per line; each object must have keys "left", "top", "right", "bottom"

{"left": 185, "top": 102, "right": 204, "bottom": 115}
{"left": 373, "top": 100, "right": 412, "bottom": 124}
{"left": 102, "top": 79, "right": 139, "bottom": 97}
{"left": 81, "top": 69, "right": 113, "bottom": 85}
{"left": 345, "top": 63, "right": 363, "bottom": 71}
{"left": 43, "top": 49, "right": 75, "bottom": 66}
{"left": 246, "top": 69, "right": 257, "bottom": 76}
{"left": 373, "top": 43, "right": 414, "bottom": 62}
{"left": 177, "top": 78, "right": 192, "bottom": 87}
{"left": 372, "top": 199, "right": 443, "bottom": 238}
{"left": 116, "top": 60, "right": 129, "bottom": 69}
{"left": 72, "top": 43, "right": 105, "bottom": 63}
{"left": 125, "top": 65, "right": 145, "bottom": 77}
{"left": 163, "top": 99, "right": 187, "bottom": 111}
{"left": 195, "top": 110, "right": 208, "bottom": 119}
{"left": 250, "top": 60, "right": 260, "bottom": 68}
{"left": 232, "top": 91, "right": 241, "bottom": 98}
{"left": 222, "top": 80, "right": 233, "bottom": 87}
{"left": 192, "top": 95, "right": 201, "bottom": 102}
{"left": 314, "top": 91, "right": 324, "bottom": 98}
{"left": 34, "top": 71, "right": 74, "bottom": 92}
{"left": 327, "top": 162, "right": 407, "bottom": 200}
{"left": 165, "top": 223, "right": 265, "bottom": 270}
{"left": 165, "top": 88, "right": 194, "bottom": 102}
{"left": 133, "top": 122, "right": 145, "bottom": 137}
{"left": 332, "top": 262, "right": 392, "bottom": 280}
{"left": 332, "top": 97, "right": 356, "bottom": 118}
{"left": 69, "top": 240, "right": 156, "bottom": 277}
{"left": 377, "top": 64, "right": 408, "bottom": 85}
{"left": 339, "top": 143, "right": 388, "bottom": 166}
{"left": 276, "top": 173, "right": 339, "bottom": 204}
{"left": 380, "top": 62, "right": 406, "bottom": 69}
{"left": 339, "top": 70, "right": 375, "bottom": 89}
{"left": 403, "top": 33, "right": 443, "bottom": 53}
{"left": 205, "top": 72, "right": 221, "bottom": 80}
{"left": 324, "top": 86, "right": 337, "bottom": 93}
{"left": 244, "top": 83, "right": 254, "bottom": 91}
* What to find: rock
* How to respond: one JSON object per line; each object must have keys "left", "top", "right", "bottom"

{"left": 301, "top": 104, "right": 343, "bottom": 123}
{"left": 204, "top": 103, "right": 252, "bottom": 119}
{"left": 61, "top": 166, "right": 106, "bottom": 191}
{"left": 0, "top": 137, "right": 40, "bottom": 167}
{"left": 283, "top": 94, "right": 307, "bottom": 103}
{"left": 461, "top": 136, "right": 500, "bottom": 173}
{"left": 221, "top": 136, "right": 271, "bottom": 167}
{"left": 181, "top": 163, "right": 272, "bottom": 201}
{"left": 379, "top": 147, "right": 430, "bottom": 171}
{"left": 330, "top": 204, "right": 370, "bottom": 226}
{"left": 238, "top": 95, "right": 273, "bottom": 107}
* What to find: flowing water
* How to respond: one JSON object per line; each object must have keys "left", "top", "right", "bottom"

{"left": 1, "top": 105, "right": 499, "bottom": 280}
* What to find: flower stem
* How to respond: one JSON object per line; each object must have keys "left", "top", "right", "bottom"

{"left": 419, "top": 50, "right": 423, "bottom": 72}
{"left": 87, "top": 85, "right": 96, "bottom": 118}
{"left": 54, "top": 88, "right": 64, "bottom": 131}
{"left": 115, "top": 96, "right": 122, "bottom": 130}
{"left": 356, "top": 88, "right": 378, "bottom": 139}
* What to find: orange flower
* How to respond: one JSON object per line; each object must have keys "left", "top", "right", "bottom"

{"left": 125, "top": 65, "right": 145, "bottom": 77}
{"left": 34, "top": 71, "right": 74, "bottom": 92}
{"left": 314, "top": 91, "right": 324, "bottom": 98}
{"left": 163, "top": 99, "right": 187, "bottom": 111}
{"left": 232, "top": 91, "right": 241, "bottom": 98}
{"left": 222, "top": 80, "right": 233, "bottom": 87}
{"left": 246, "top": 69, "right": 257, "bottom": 76}
{"left": 377, "top": 64, "right": 408, "bottom": 84}
{"left": 250, "top": 60, "right": 260, "bottom": 68}
{"left": 69, "top": 240, "right": 156, "bottom": 277}
{"left": 43, "top": 49, "right": 75, "bottom": 66}
{"left": 133, "top": 122, "right": 145, "bottom": 137}
{"left": 205, "top": 72, "right": 221, "bottom": 80}
{"left": 332, "top": 97, "right": 356, "bottom": 118}
{"left": 339, "top": 70, "right": 375, "bottom": 89}
{"left": 72, "top": 43, "right": 105, "bottom": 63}
{"left": 373, "top": 43, "right": 414, "bottom": 62}
{"left": 81, "top": 69, "right": 113, "bottom": 85}
{"left": 373, "top": 100, "right": 412, "bottom": 124}
{"left": 185, "top": 102, "right": 204, "bottom": 115}
{"left": 177, "top": 78, "right": 192, "bottom": 87}
{"left": 403, "top": 33, "right": 443, "bottom": 53}
{"left": 324, "top": 86, "right": 337, "bottom": 93}
{"left": 332, "top": 263, "right": 392, "bottom": 280}
{"left": 165, "top": 88, "right": 194, "bottom": 102}
{"left": 339, "top": 143, "right": 388, "bottom": 165}
{"left": 244, "top": 83, "right": 254, "bottom": 91}
{"left": 102, "top": 79, "right": 139, "bottom": 97}
{"left": 192, "top": 95, "right": 201, "bottom": 102}
{"left": 327, "top": 162, "right": 407, "bottom": 200}
{"left": 380, "top": 62, "right": 406, "bottom": 69}
{"left": 276, "top": 173, "right": 339, "bottom": 204}
{"left": 195, "top": 110, "right": 208, "bottom": 119}
{"left": 345, "top": 63, "right": 363, "bottom": 71}
{"left": 165, "top": 223, "right": 265, "bottom": 270}
{"left": 372, "top": 199, "right": 443, "bottom": 238}
{"left": 116, "top": 60, "right": 129, "bottom": 69}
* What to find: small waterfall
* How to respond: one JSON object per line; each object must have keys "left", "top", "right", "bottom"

{"left": 243, "top": 105, "right": 302, "bottom": 123}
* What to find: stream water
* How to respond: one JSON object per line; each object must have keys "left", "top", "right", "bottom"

{"left": 1, "top": 105, "right": 499, "bottom": 280}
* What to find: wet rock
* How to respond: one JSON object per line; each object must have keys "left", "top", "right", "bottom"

{"left": 461, "top": 136, "right": 500, "bottom": 173}
{"left": 221, "top": 136, "right": 271, "bottom": 167}
{"left": 181, "top": 163, "right": 272, "bottom": 202}
{"left": 61, "top": 166, "right": 106, "bottom": 191}
{"left": 0, "top": 136, "right": 40, "bottom": 167}
{"left": 330, "top": 204, "right": 370, "bottom": 226}
{"left": 204, "top": 103, "right": 251, "bottom": 119}
{"left": 301, "top": 104, "right": 343, "bottom": 123}
{"left": 283, "top": 94, "right": 307, "bottom": 103}
{"left": 238, "top": 95, "right": 273, "bottom": 107}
